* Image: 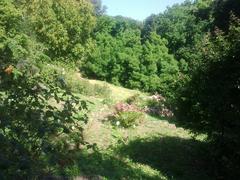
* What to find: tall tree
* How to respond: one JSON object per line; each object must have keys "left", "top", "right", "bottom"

{"left": 22, "top": 0, "right": 96, "bottom": 62}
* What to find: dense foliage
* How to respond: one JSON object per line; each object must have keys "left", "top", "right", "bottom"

{"left": 84, "top": 0, "right": 240, "bottom": 178}
{"left": 82, "top": 15, "right": 181, "bottom": 99}
{"left": 146, "top": 0, "right": 240, "bottom": 177}
{"left": 0, "top": 0, "right": 239, "bottom": 178}
{"left": 0, "top": 0, "right": 90, "bottom": 178}
{"left": 177, "top": 17, "right": 240, "bottom": 178}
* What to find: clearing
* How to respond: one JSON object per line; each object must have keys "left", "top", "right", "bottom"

{"left": 64, "top": 75, "right": 213, "bottom": 180}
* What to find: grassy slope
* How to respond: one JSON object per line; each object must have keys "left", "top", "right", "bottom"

{"left": 45, "top": 64, "right": 211, "bottom": 179}
{"left": 72, "top": 77, "right": 212, "bottom": 180}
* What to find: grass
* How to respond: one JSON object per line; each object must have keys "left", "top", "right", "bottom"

{"left": 88, "top": 79, "right": 141, "bottom": 102}
{"left": 78, "top": 81, "right": 212, "bottom": 179}
{"left": 42, "top": 65, "right": 213, "bottom": 179}
{"left": 52, "top": 117, "right": 212, "bottom": 179}
{"left": 117, "top": 136, "right": 210, "bottom": 180}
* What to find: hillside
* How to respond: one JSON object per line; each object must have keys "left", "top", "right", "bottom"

{"left": 1, "top": 0, "right": 239, "bottom": 179}
{"left": 58, "top": 71, "right": 212, "bottom": 179}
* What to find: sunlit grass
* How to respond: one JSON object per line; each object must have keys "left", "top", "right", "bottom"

{"left": 43, "top": 64, "right": 211, "bottom": 179}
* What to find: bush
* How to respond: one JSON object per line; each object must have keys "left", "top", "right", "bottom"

{"left": 144, "top": 94, "right": 174, "bottom": 118}
{"left": 0, "top": 64, "right": 89, "bottom": 178}
{"left": 111, "top": 102, "right": 144, "bottom": 128}
{"left": 114, "top": 111, "right": 144, "bottom": 128}
{"left": 176, "top": 17, "right": 240, "bottom": 178}
{"left": 40, "top": 64, "right": 112, "bottom": 99}
{"left": 65, "top": 75, "right": 111, "bottom": 99}
{"left": 125, "top": 93, "right": 174, "bottom": 118}
{"left": 125, "top": 93, "right": 143, "bottom": 105}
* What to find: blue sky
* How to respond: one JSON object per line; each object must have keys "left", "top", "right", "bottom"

{"left": 102, "top": 0, "right": 185, "bottom": 21}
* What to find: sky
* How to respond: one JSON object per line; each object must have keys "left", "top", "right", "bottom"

{"left": 102, "top": 0, "right": 186, "bottom": 21}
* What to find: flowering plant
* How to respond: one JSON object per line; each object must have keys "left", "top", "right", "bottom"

{"left": 144, "top": 93, "right": 174, "bottom": 118}
{"left": 112, "top": 102, "right": 144, "bottom": 128}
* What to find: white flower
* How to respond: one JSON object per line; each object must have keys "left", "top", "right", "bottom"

{"left": 116, "top": 121, "right": 120, "bottom": 126}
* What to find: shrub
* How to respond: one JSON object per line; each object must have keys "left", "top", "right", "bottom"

{"left": 114, "top": 111, "right": 144, "bottom": 128}
{"left": 111, "top": 102, "right": 144, "bottom": 128}
{"left": 125, "top": 94, "right": 143, "bottom": 105}
{"left": 144, "top": 94, "right": 174, "bottom": 118}
{"left": 126, "top": 93, "right": 174, "bottom": 118}
{"left": 176, "top": 17, "right": 240, "bottom": 178}
{"left": 0, "top": 64, "right": 89, "bottom": 178}
{"left": 66, "top": 78, "right": 111, "bottom": 98}
{"left": 53, "top": 68, "right": 112, "bottom": 99}
{"left": 65, "top": 77, "right": 94, "bottom": 94}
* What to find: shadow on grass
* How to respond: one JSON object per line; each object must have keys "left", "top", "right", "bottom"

{"left": 116, "top": 136, "right": 213, "bottom": 180}
{"left": 37, "top": 149, "right": 160, "bottom": 180}
{"left": 146, "top": 114, "right": 193, "bottom": 132}
{"left": 38, "top": 137, "right": 213, "bottom": 179}
{"left": 147, "top": 113, "right": 177, "bottom": 123}
{"left": 73, "top": 149, "right": 161, "bottom": 180}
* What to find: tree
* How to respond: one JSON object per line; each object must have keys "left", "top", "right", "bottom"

{"left": 176, "top": 17, "right": 240, "bottom": 178}
{"left": 140, "top": 32, "right": 180, "bottom": 97}
{"left": 212, "top": 0, "right": 240, "bottom": 32}
{"left": 81, "top": 16, "right": 143, "bottom": 87}
{"left": 0, "top": 1, "right": 89, "bottom": 178}
{"left": 22, "top": 0, "right": 96, "bottom": 62}
{"left": 146, "top": 0, "right": 212, "bottom": 69}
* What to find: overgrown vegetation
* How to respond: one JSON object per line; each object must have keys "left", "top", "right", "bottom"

{"left": 0, "top": 0, "right": 239, "bottom": 179}
{"left": 0, "top": 0, "right": 91, "bottom": 178}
